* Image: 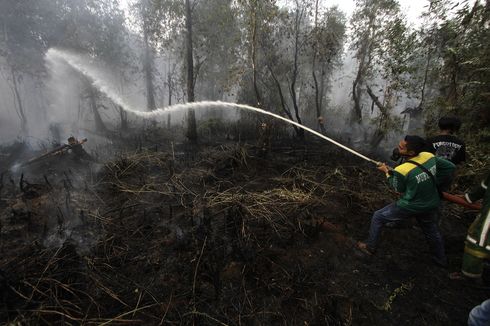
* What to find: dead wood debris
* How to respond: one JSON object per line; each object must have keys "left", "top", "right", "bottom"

{"left": 0, "top": 143, "right": 484, "bottom": 325}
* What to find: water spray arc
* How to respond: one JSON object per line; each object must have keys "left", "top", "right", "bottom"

{"left": 128, "top": 101, "right": 381, "bottom": 165}
{"left": 46, "top": 48, "right": 380, "bottom": 165}
{"left": 46, "top": 49, "right": 129, "bottom": 112}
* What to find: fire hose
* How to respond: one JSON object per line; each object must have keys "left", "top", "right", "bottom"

{"left": 442, "top": 192, "right": 481, "bottom": 210}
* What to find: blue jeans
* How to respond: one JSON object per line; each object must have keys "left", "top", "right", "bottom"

{"left": 365, "top": 203, "right": 446, "bottom": 262}
{"left": 469, "top": 299, "right": 490, "bottom": 326}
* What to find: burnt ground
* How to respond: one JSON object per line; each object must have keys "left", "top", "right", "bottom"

{"left": 0, "top": 133, "right": 487, "bottom": 325}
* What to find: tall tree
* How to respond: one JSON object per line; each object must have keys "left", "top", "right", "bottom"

{"left": 235, "top": 0, "right": 278, "bottom": 106}
{"left": 192, "top": 0, "right": 241, "bottom": 100}
{"left": 349, "top": 0, "right": 400, "bottom": 124}
{"left": 419, "top": 0, "right": 490, "bottom": 143}
{"left": 367, "top": 16, "right": 416, "bottom": 148}
{"left": 84, "top": 79, "right": 108, "bottom": 133}
{"left": 130, "top": 0, "right": 159, "bottom": 112}
{"left": 0, "top": 0, "right": 52, "bottom": 137}
{"left": 152, "top": 0, "right": 199, "bottom": 140}
{"left": 309, "top": 5, "right": 346, "bottom": 132}
{"left": 185, "top": 0, "right": 197, "bottom": 142}
{"left": 247, "top": 0, "right": 263, "bottom": 106}
{"left": 139, "top": 0, "right": 158, "bottom": 111}
{"left": 263, "top": 0, "right": 315, "bottom": 138}
{"left": 55, "top": 0, "right": 132, "bottom": 134}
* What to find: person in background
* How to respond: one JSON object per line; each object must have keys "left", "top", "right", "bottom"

{"left": 427, "top": 116, "right": 466, "bottom": 166}
{"left": 317, "top": 116, "right": 326, "bottom": 134}
{"left": 450, "top": 173, "right": 489, "bottom": 281}
{"left": 67, "top": 137, "right": 93, "bottom": 162}
{"left": 449, "top": 173, "right": 490, "bottom": 325}
{"left": 426, "top": 116, "right": 466, "bottom": 226}
{"left": 357, "top": 135, "right": 456, "bottom": 267}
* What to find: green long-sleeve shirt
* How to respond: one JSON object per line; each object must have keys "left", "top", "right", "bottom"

{"left": 387, "top": 152, "right": 456, "bottom": 213}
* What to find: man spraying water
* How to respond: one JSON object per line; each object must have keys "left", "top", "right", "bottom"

{"left": 357, "top": 135, "right": 456, "bottom": 268}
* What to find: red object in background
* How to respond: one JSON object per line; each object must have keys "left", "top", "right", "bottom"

{"left": 442, "top": 192, "right": 482, "bottom": 210}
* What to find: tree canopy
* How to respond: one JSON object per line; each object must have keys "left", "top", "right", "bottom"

{"left": 0, "top": 0, "right": 487, "bottom": 164}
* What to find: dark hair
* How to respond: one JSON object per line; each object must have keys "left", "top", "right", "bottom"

{"left": 404, "top": 135, "right": 427, "bottom": 155}
{"left": 438, "top": 116, "right": 461, "bottom": 133}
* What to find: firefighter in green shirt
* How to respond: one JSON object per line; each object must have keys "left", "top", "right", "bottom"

{"left": 447, "top": 173, "right": 490, "bottom": 326}
{"left": 450, "top": 173, "right": 490, "bottom": 279}
{"left": 357, "top": 135, "right": 456, "bottom": 267}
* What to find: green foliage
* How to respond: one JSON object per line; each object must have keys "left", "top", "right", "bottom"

{"left": 422, "top": 1, "right": 490, "bottom": 145}
{"left": 151, "top": 0, "right": 186, "bottom": 48}
{"left": 0, "top": 0, "right": 487, "bottom": 169}
{"left": 350, "top": 0, "right": 410, "bottom": 146}
{"left": 192, "top": 0, "right": 242, "bottom": 99}
{"left": 309, "top": 6, "right": 347, "bottom": 66}
{"left": 0, "top": 0, "right": 53, "bottom": 73}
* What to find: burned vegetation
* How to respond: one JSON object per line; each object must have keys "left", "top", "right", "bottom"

{"left": 0, "top": 129, "right": 486, "bottom": 325}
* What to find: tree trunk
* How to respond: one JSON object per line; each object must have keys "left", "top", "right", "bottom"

{"left": 268, "top": 65, "right": 300, "bottom": 136}
{"left": 289, "top": 7, "right": 304, "bottom": 139}
{"left": 319, "top": 65, "right": 326, "bottom": 112}
{"left": 312, "top": 0, "right": 323, "bottom": 128}
{"left": 366, "top": 85, "right": 389, "bottom": 148}
{"left": 313, "top": 62, "right": 328, "bottom": 134}
{"left": 167, "top": 73, "right": 173, "bottom": 107}
{"left": 10, "top": 67, "right": 28, "bottom": 137}
{"left": 250, "top": 2, "right": 262, "bottom": 106}
{"left": 117, "top": 75, "right": 128, "bottom": 132}
{"left": 370, "top": 128, "right": 386, "bottom": 149}
{"left": 351, "top": 15, "right": 376, "bottom": 124}
{"left": 446, "top": 53, "right": 459, "bottom": 105}
{"left": 185, "top": 0, "right": 197, "bottom": 143}
{"left": 167, "top": 72, "right": 172, "bottom": 129}
{"left": 3, "top": 22, "right": 27, "bottom": 136}
{"left": 118, "top": 105, "right": 128, "bottom": 132}
{"left": 88, "top": 87, "right": 107, "bottom": 133}
{"left": 313, "top": 67, "right": 327, "bottom": 135}
{"left": 312, "top": 64, "right": 321, "bottom": 118}
{"left": 419, "top": 47, "right": 432, "bottom": 108}
{"left": 352, "top": 48, "right": 368, "bottom": 123}
{"left": 143, "top": 20, "right": 156, "bottom": 111}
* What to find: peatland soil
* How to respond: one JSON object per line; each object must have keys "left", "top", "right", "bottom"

{"left": 0, "top": 128, "right": 487, "bottom": 325}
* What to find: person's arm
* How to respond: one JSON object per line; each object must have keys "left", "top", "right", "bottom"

{"left": 454, "top": 143, "right": 466, "bottom": 164}
{"left": 389, "top": 171, "right": 407, "bottom": 193}
{"left": 435, "top": 157, "right": 456, "bottom": 185}
{"left": 378, "top": 163, "right": 406, "bottom": 193}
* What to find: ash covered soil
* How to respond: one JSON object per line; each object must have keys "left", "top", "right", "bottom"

{"left": 0, "top": 135, "right": 486, "bottom": 325}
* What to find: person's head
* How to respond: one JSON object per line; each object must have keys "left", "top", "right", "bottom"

{"left": 398, "top": 135, "right": 427, "bottom": 157}
{"left": 260, "top": 122, "right": 267, "bottom": 129}
{"left": 438, "top": 116, "right": 461, "bottom": 134}
{"left": 67, "top": 136, "right": 77, "bottom": 145}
